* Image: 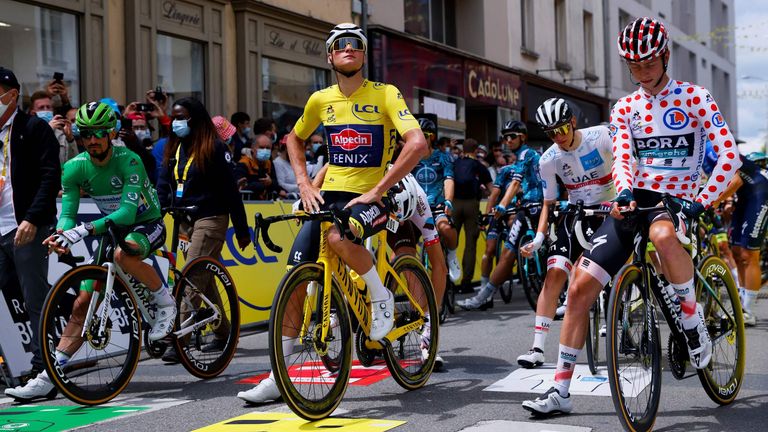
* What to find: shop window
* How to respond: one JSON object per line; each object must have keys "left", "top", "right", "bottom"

{"left": 404, "top": 0, "right": 456, "bottom": 46}
{"left": 583, "top": 11, "right": 595, "bottom": 75}
{"left": 521, "top": 0, "right": 535, "bottom": 53}
{"left": 156, "top": 34, "right": 205, "bottom": 104}
{"left": 0, "top": 0, "right": 80, "bottom": 107}
{"left": 555, "top": 0, "right": 568, "bottom": 67}
{"left": 261, "top": 57, "right": 329, "bottom": 135}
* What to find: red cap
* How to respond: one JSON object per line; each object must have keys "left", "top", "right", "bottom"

{"left": 212, "top": 115, "right": 236, "bottom": 141}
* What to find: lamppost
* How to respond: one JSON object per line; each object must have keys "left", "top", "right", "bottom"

{"left": 740, "top": 75, "right": 768, "bottom": 153}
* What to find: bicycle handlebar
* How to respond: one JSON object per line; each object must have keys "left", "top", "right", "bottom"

{"left": 254, "top": 206, "right": 352, "bottom": 254}
{"left": 162, "top": 205, "right": 199, "bottom": 218}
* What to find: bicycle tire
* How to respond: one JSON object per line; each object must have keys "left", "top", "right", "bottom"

{"left": 270, "top": 263, "right": 352, "bottom": 421}
{"left": 519, "top": 233, "right": 545, "bottom": 312}
{"left": 586, "top": 299, "right": 601, "bottom": 375}
{"left": 446, "top": 279, "right": 456, "bottom": 314}
{"left": 499, "top": 279, "right": 513, "bottom": 303}
{"left": 695, "top": 255, "right": 745, "bottom": 405}
{"left": 40, "top": 265, "right": 142, "bottom": 405}
{"left": 382, "top": 254, "right": 438, "bottom": 390}
{"left": 173, "top": 256, "right": 240, "bottom": 379}
{"left": 606, "top": 264, "right": 661, "bottom": 432}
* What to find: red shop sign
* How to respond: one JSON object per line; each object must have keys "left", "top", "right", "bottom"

{"left": 465, "top": 61, "right": 522, "bottom": 109}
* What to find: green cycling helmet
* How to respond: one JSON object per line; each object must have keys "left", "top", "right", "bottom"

{"left": 76, "top": 101, "right": 117, "bottom": 130}
{"left": 747, "top": 151, "right": 767, "bottom": 163}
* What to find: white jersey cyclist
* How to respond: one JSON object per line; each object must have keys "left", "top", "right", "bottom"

{"left": 540, "top": 125, "right": 615, "bottom": 206}
{"left": 610, "top": 78, "right": 740, "bottom": 206}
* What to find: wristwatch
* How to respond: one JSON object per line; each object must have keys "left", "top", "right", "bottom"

{"left": 84, "top": 222, "right": 94, "bottom": 235}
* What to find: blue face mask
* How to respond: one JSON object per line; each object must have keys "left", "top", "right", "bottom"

{"left": 71, "top": 123, "right": 80, "bottom": 137}
{"left": 312, "top": 143, "right": 323, "bottom": 153}
{"left": 242, "top": 127, "right": 251, "bottom": 136}
{"left": 36, "top": 110, "right": 54, "bottom": 123}
{"left": 172, "top": 119, "right": 191, "bottom": 137}
{"left": 135, "top": 129, "right": 151, "bottom": 141}
{"left": 256, "top": 148, "right": 271, "bottom": 161}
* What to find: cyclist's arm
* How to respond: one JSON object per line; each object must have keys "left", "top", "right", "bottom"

{"left": 711, "top": 173, "right": 743, "bottom": 208}
{"left": 444, "top": 178, "right": 454, "bottom": 203}
{"left": 499, "top": 179, "right": 520, "bottom": 208}
{"left": 485, "top": 186, "right": 501, "bottom": 214}
{"left": 312, "top": 163, "right": 328, "bottom": 189}
{"left": 535, "top": 200, "right": 556, "bottom": 236}
{"left": 609, "top": 102, "right": 636, "bottom": 196}
{"left": 57, "top": 160, "right": 82, "bottom": 231}
{"left": 443, "top": 153, "right": 454, "bottom": 203}
{"left": 694, "top": 87, "right": 742, "bottom": 207}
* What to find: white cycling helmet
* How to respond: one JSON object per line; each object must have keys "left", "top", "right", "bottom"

{"left": 535, "top": 98, "right": 573, "bottom": 129}
{"left": 390, "top": 173, "right": 420, "bottom": 222}
{"left": 326, "top": 23, "right": 368, "bottom": 53}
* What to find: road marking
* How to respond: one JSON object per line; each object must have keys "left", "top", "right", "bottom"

{"left": 238, "top": 360, "right": 392, "bottom": 387}
{"left": 484, "top": 364, "right": 649, "bottom": 397}
{"left": 193, "top": 412, "right": 405, "bottom": 432}
{"left": 459, "top": 420, "right": 591, "bottom": 432}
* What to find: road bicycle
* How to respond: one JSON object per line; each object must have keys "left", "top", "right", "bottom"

{"left": 605, "top": 194, "right": 745, "bottom": 432}
{"left": 508, "top": 203, "right": 546, "bottom": 312}
{"left": 254, "top": 207, "right": 438, "bottom": 420}
{"left": 39, "top": 207, "right": 240, "bottom": 405}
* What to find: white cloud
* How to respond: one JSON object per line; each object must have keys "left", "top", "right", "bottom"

{"left": 736, "top": 0, "right": 768, "bottom": 141}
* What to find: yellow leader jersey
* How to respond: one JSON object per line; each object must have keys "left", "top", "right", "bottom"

{"left": 293, "top": 80, "right": 419, "bottom": 195}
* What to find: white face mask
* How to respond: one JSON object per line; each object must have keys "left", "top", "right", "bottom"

{"left": 0, "top": 90, "right": 12, "bottom": 119}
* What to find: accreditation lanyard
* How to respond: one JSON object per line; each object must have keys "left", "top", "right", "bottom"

{"left": 174, "top": 144, "right": 193, "bottom": 198}
{"left": 0, "top": 123, "right": 11, "bottom": 193}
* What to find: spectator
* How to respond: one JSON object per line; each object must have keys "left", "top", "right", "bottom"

{"left": 273, "top": 135, "right": 299, "bottom": 199}
{"left": 488, "top": 141, "right": 505, "bottom": 182}
{"left": 476, "top": 145, "right": 489, "bottom": 168}
{"left": 156, "top": 97, "right": 250, "bottom": 361}
{"left": 145, "top": 88, "right": 171, "bottom": 137}
{"left": 252, "top": 117, "right": 277, "bottom": 144}
{"left": 30, "top": 90, "right": 77, "bottom": 165}
{"left": 65, "top": 107, "right": 84, "bottom": 154}
{"left": 47, "top": 77, "right": 74, "bottom": 117}
{"left": 451, "top": 143, "right": 463, "bottom": 161}
{"left": 235, "top": 134, "right": 276, "bottom": 200}
{"left": 123, "top": 112, "right": 157, "bottom": 185}
{"left": 0, "top": 67, "right": 61, "bottom": 402}
{"left": 230, "top": 111, "right": 251, "bottom": 157}
{"left": 211, "top": 116, "right": 238, "bottom": 171}
{"left": 452, "top": 138, "right": 493, "bottom": 292}
{"left": 305, "top": 133, "right": 326, "bottom": 178}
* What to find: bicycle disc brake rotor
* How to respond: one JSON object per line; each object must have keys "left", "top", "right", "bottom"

{"left": 312, "top": 324, "right": 329, "bottom": 356}
{"left": 667, "top": 333, "right": 687, "bottom": 379}
{"left": 86, "top": 318, "right": 112, "bottom": 350}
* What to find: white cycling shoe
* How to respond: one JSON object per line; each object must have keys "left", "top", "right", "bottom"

{"left": 369, "top": 291, "right": 394, "bottom": 341}
{"left": 517, "top": 349, "right": 545, "bottom": 369}
{"left": 522, "top": 387, "right": 572, "bottom": 416}
{"left": 4, "top": 371, "right": 57, "bottom": 403}
{"left": 237, "top": 376, "right": 282, "bottom": 404}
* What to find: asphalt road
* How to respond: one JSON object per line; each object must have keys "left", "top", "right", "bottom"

{"left": 1, "top": 285, "right": 767, "bottom": 432}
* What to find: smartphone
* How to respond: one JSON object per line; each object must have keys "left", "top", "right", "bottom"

{"left": 121, "top": 117, "right": 132, "bottom": 131}
{"left": 153, "top": 86, "right": 166, "bottom": 104}
{"left": 137, "top": 103, "right": 154, "bottom": 112}
{"left": 53, "top": 72, "right": 64, "bottom": 83}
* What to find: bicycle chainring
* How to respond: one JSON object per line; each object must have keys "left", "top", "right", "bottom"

{"left": 667, "top": 333, "right": 687, "bottom": 380}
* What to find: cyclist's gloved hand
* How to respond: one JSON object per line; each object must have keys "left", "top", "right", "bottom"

{"left": 53, "top": 224, "right": 90, "bottom": 250}
{"left": 613, "top": 189, "right": 635, "bottom": 207}
{"left": 444, "top": 199, "right": 453, "bottom": 212}
{"left": 526, "top": 232, "right": 546, "bottom": 252}
{"left": 680, "top": 199, "right": 706, "bottom": 219}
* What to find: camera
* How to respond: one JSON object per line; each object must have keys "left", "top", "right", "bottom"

{"left": 137, "top": 103, "right": 154, "bottom": 112}
{"left": 153, "top": 86, "right": 166, "bottom": 104}
{"left": 53, "top": 72, "right": 64, "bottom": 83}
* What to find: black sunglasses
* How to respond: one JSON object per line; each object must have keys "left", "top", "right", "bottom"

{"left": 79, "top": 129, "right": 110, "bottom": 139}
{"left": 331, "top": 37, "right": 365, "bottom": 52}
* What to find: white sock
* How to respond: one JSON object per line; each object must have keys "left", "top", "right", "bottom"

{"left": 55, "top": 350, "right": 71, "bottom": 366}
{"left": 553, "top": 344, "right": 581, "bottom": 397}
{"left": 532, "top": 316, "right": 552, "bottom": 351}
{"left": 742, "top": 288, "right": 758, "bottom": 313}
{"left": 481, "top": 276, "right": 489, "bottom": 290}
{"left": 447, "top": 248, "right": 458, "bottom": 261}
{"left": 153, "top": 284, "right": 175, "bottom": 307}
{"left": 264, "top": 336, "right": 295, "bottom": 385}
{"left": 361, "top": 267, "right": 389, "bottom": 302}
{"left": 731, "top": 268, "right": 741, "bottom": 288}
{"left": 670, "top": 278, "right": 696, "bottom": 320}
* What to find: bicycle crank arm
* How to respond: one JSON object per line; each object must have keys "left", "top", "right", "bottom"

{"left": 385, "top": 319, "right": 424, "bottom": 342}
{"left": 173, "top": 315, "right": 219, "bottom": 338}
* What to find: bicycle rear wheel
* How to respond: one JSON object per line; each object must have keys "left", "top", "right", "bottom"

{"left": 40, "top": 265, "right": 142, "bottom": 405}
{"left": 270, "top": 263, "right": 352, "bottom": 421}
{"left": 519, "top": 233, "right": 545, "bottom": 312}
{"left": 606, "top": 264, "right": 661, "bottom": 432}
{"left": 695, "top": 255, "right": 745, "bottom": 405}
{"left": 499, "top": 279, "right": 513, "bottom": 303}
{"left": 383, "top": 255, "right": 438, "bottom": 390}
{"left": 173, "top": 256, "right": 240, "bottom": 379}
{"left": 586, "top": 298, "right": 601, "bottom": 375}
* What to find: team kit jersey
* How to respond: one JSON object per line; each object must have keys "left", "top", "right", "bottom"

{"left": 413, "top": 149, "right": 454, "bottom": 207}
{"left": 510, "top": 146, "right": 543, "bottom": 203}
{"left": 493, "top": 165, "right": 518, "bottom": 209}
{"left": 293, "top": 80, "right": 420, "bottom": 195}
{"left": 59, "top": 146, "right": 162, "bottom": 233}
{"left": 539, "top": 125, "right": 616, "bottom": 206}
{"left": 609, "top": 79, "right": 741, "bottom": 206}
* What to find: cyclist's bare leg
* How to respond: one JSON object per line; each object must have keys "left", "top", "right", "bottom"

{"left": 537, "top": 268, "right": 569, "bottom": 319}
{"left": 489, "top": 248, "right": 515, "bottom": 286}
{"left": 437, "top": 219, "right": 457, "bottom": 249}
{"left": 425, "top": 243, "right": 447, "bottom": 304}
{"left": 114, "top": 242, "right": 161, "bottom": 291}
{"left": 481, "top": 237, "right": 497, "bottom": 285}
{"left": 648, "top": 220, "right": 695, "bottom": 313}
{"left": 732, "top": 245, "right": 761, "bottom": 310}
{"left": 56, "top": 289, "right": 93, "bottom": 356}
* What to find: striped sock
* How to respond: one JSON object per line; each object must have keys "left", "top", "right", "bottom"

{"left": 532, "top": 316, "right": 552, "bottom": 351}
{"left": 553, "top": 344, "right": 581, "bottom": 397}
{"left": 670, "top": 278, "right": 696, "bottom": 320}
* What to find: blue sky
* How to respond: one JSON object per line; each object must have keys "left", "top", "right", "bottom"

{"left": 736, "top": 0, "right": 768, "bottom": 149}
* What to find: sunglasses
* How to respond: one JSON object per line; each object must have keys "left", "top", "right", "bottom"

{"left": 79, "top": 129, "right": 110, "bottom": 139}
{"left": 331, "top": 37, "right": 365, "bottom": 52}
{"left": 544, "top": 123, "right": 572, "bottom": 138}
{"left": 503, "top": 133, "right": 523, "bottom": 140}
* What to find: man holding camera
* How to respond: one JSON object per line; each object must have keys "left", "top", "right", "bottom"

{"left": 29, "top": 90, "right": 77, "bottom": 165}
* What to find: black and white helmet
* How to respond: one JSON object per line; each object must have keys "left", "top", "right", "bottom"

{"left": 326, "top": 23, "right": 368, "bottom": 53}
{"left": 617, "top": 17, "right": 669, "bottom": 62}
{"left": 535, "top": 98, "right": 573, "bottom": 129}
{"left": 390, "top": 171, "right": 420, "bottom": 222}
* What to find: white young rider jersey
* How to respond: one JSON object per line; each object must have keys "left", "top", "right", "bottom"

{"left": 609, "top": 78, "right": 741, "bottom": 207}
{"left": 539, "top": 125, "right": 616, "bottom": 206}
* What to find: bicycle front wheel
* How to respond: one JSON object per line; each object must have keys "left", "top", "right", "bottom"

{"left": 606, "top": 264, "right": 661, "bottom": 432}
{"left": 383, "top": 254, "right": 438, "bottom": 390}
{"left": 40, "top": 265, "right": 142, "bottom": 405}
{"left": 173, "top": 256, "right": 240, "bottom": 379}
{"left": 695, "top": 255, "right": 745, "bottom": 405}
{"left": 519, "top": 233, "right": 545, "bottom": 312}
{"left": 586, "top": 298, "right": 601, "bottom": 375}
{"left": 270, "top": 263, "right": 352, "bottom": 421}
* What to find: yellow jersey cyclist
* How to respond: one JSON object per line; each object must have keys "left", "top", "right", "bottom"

{"left": 12, "top": 102, "right": 175, "bottom": 402}
{"left": 237, "top": 23, "right": 428, "bottom": 404}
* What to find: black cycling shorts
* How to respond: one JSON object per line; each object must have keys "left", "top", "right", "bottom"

{"left": 546, "top": 206, "right": 605, "bottom": 275}
{"left": 730, "top": 186, "right": 768, "bottom": 250}
{"left": 287, "top": 191, "right": 391, "bottom": 266}
{"left": 580, "top": 189, "right": 670, "bottom": 287}
{"left": 505, "top": 206, "right": 541, "bottom": 252}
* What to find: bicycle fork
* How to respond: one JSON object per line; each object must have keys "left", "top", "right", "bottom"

{"left": 81, "top": 263, "right": 118, "bottom": 340}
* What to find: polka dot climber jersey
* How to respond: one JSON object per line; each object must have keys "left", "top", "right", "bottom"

{"left": 608, "top": 78, "right": 741, "bottom": 207}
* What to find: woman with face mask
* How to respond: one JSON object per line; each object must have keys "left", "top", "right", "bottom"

{"left": 156, "top": 97, "right": 251, "bottom": 361}
{"left": 234, "top": 133, "right": 277, "bottom": 200}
